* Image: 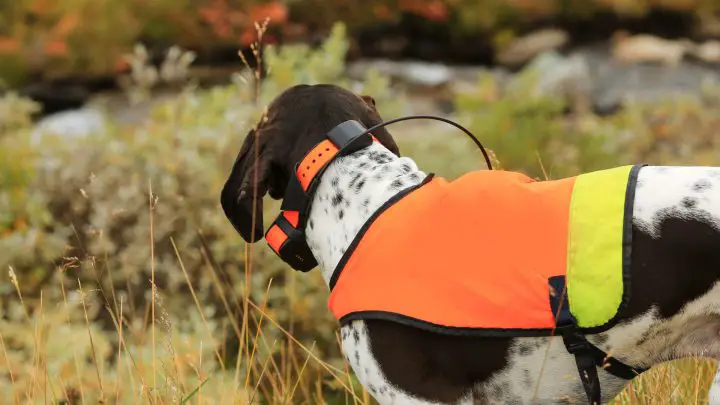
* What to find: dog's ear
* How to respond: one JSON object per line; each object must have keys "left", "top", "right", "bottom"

{"left": 220, "top": 128, "right": 271, "bottom": 243}
{"left": 359, "top": 93, "right": 401, "bottom": 157}
{"left": 360, "top": 95, "right": 376, "bottom": 108}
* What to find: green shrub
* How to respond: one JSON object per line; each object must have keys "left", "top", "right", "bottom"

{"left": 2, "top": 18, "right": 720, "bottom": 404}
{"left": 0, "top": 22, "right": 408, "bottom": 403}
{"left": 4, "top": 0, "right": 720, "bottom": 86}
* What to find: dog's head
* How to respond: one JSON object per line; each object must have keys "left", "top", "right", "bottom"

{"left": 220, "top": 83, "right": 401, "bottom": 243}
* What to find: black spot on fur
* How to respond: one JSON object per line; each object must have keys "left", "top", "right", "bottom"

{"left": 332, "top": 192, "right": 344, "bottom": 207}
{"left": 681, "top": 196, "right": 698, "bottom": 209}
{"left": 339, "top": 210, "right": 344, "bottom": 219}
{"left": 331, "top": 177, "right": 339, "bottom": 187}
{"left": 369, "top": 384, "right": 377, "bottom": 394}
{"left": 367, "top": 151, "right": 393, "bottom": 164}
{"left": 354, "top": 350, "right": 360, "bottom": 364}
{"left": 362, "top": 198, "right": 370, "bottom": 207}
{"left": 517, "top": 343, "right": 534, "bottom": 356}
{"left": 390, "top": 179, "right": 404, "bottom": 189}
{"left": 358, "top": 162, "right": 368, "bottom": 169}
{"left": 355, "top": 179, "right": 366, "bottom": 192}
{"left": 349, "top": 173, "right": 362, "bottom": 188}
{"left": 693, "top": 179, "right": 712, "bottom": 192}
{"left": 522, "top": 369, "right": 532, "bottom": 388}
{"left": 353, "top": 329, "right": 360, "bottom": 343}
{"left": 401, "top": 163, "right": 411, "bottom": 172}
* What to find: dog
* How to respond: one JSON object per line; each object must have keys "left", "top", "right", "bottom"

{"left": 220, "top": 83, "right": 720, "bottom": 404}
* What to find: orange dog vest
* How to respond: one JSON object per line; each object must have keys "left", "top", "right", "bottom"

{"left": 328, "top": 165, "right": 642, "bottom": 336}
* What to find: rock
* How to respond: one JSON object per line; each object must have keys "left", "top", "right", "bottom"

{"left": 346, "top": 59, "right": 452, "bottom": 89}
{"left": 346, "top": 59, "right": 453, "bottom": 91}
{"left": 610, "top": 31, "right": 692, "bottom": 66}
{"left": 688, "top": 40, "right": 720, "bottom": 63}
{"left": 506, "top": 50, "right": 593, "bottom": 113}
{"left": 346, "top": 59, "right": 398, "bottom": 81}
{"left": 31, "top": 107, "right": 106, "bottom": 146}
{"left": 403, "top": 62, "right": 453, "bottom": 87}
{"left": 495, "top": 28, "right": 569, "bottom": 69}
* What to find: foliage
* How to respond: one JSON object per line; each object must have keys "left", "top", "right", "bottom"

{"left": 3, "top": 0, "right": 720, "bottom": 87}
{"left": 2, "top": 18, "right": 720, "bottom": 404}
{"left": 451, "top": 69, "right": 625, "bottom": 180}
{"left": 0, "top": 0, "right": 286, "bottom": 86}
{"left": 0, "top": 22, "right": 405, "bottom": 403}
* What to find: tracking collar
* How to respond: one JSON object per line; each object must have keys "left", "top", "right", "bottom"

{"left": 264, "top": 120, "right": 377, "bottom": 271}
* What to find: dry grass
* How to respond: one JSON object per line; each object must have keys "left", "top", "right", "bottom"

{"left": 3, "top": 131, "right": 718, "bottom": 405}
{"left": 4, "top": 20, "right": 720, "bottom": 405}
{"left": 1, "top": 213, "right": 717, "bottom": 405}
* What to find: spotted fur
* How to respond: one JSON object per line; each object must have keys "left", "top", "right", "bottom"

{"left": 221, "top": 84, "right": 720, "bottom": 405}
{"left": 305, "top": 148, "right": 720, "bottom": 404}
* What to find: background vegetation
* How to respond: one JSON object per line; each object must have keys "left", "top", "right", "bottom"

{"left": 2, "top": 3, "right": 720, "bottom": 404}
{"left": 2, "top": 0, "right": 720, "bottom": 87}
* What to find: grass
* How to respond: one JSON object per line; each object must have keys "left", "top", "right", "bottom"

{"left": 2, "top": 129, "right": 719, "bottom": 405}
{"left": 2, "top": 150, "right": 718, "bottom": 405}
{"left": 4, "top": 21, "right": 720, "bottom": 405}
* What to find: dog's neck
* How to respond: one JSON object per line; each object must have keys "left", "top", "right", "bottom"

{"left": 304, "top": 142, "right": 427, "bottom": 284}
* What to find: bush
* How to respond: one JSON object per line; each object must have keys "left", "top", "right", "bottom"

{"left": 0, "top": 0, "right": 287, "bottom": 87}
{"left": 0, "top": 22, "right": 409, "bottom": 403}
{"left": 3, "top": 0, "right": 720, "bottom": 87}
{"left": 2, "top": 19, "right": 720, "bottom": 404}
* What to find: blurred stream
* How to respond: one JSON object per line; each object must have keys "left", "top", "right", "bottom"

{"left": 30, "top": 42, "right": 720, "bottom": 140}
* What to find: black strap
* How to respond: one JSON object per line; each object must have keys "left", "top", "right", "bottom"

{"left": 548, "top": 276, "right": 645, "bottom": 405}
{"left": 588, "top": 343, "right": 647, "bottom": 380}
{"left": 281, "top": 120, "right": 374, "bottom": 224}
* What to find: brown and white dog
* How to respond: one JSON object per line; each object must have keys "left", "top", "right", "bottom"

{"left": 221, "top": 83, "right": 720, "bottom": 404}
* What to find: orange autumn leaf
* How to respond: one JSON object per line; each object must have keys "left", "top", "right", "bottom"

{"left": 30, "top": 0, "right": 54, "bottom": 14}
{"left": 240, "top": 29, "right": 255, "bottom": 46}
{"left": 398, "top": 0, "right": 449, "bottom": 22}
{"left": 199, "top": 6, "right": 223, "bottom": 24}
{"left": 420, "top": 1, "right": 449, "bottom": 21}
{"left": 113, "top": 56, "right": 130, "bottom": 73}
{"left": 0, "top": 37, "right": 19, "bottom": 53}
{"left": 248, "top": 2, "right": 288, "bottom": 25}
{"left": 227, "top": 10, "right": 246, "bottom": 26}
{"left": 214, "top": 21, "right": 233, "bottom": 39}
{"left": 52, "top": 13, "right": 80, "bottom": 37}
{"left": 44, "top": 40, "right": 69, "bottom": 56}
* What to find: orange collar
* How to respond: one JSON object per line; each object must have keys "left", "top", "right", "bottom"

{"left": 264, "top": 120, "right": 378, "bottom": 271}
